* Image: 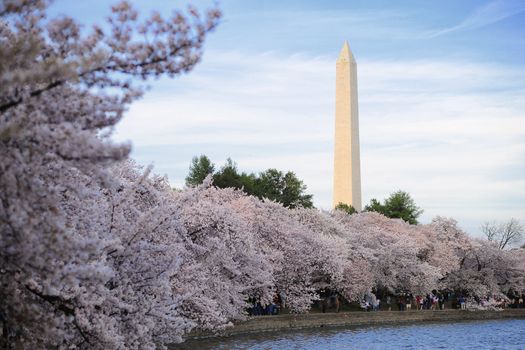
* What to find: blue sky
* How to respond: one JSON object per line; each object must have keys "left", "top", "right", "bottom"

{"left": 50, "top": 0, "right": 525, "bottom": 237}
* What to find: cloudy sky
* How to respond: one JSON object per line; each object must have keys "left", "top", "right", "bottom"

{"left": 50, "top": 0, "right": 525, "bottom": 236}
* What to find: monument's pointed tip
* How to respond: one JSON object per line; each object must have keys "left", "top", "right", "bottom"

{"left": 338, "top": 40, "right": 355, "bottom": 62}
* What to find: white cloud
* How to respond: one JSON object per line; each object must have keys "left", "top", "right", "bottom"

{"left": 114, "top": 49, "right": 525, "bottom": 236}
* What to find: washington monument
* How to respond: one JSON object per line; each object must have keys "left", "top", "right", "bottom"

{"left": 332, "top": 41, "right": 362, "bottom": 211}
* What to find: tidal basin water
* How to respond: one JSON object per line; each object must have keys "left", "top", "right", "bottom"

{"left": 173, "top": 319, "right": 525, "bottom": 350}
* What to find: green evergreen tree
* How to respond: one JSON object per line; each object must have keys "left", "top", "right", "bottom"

{"left": 364, "top": 198, "right": 385, "bottom": 214}
{"left": 255, "top": 169, "right": 313, "bottom": 208}
{"left": 364, "top": 191, "right": 422, "bottom": 224}
{"left": 383, "top": 191, "right": 423, "bottom": 224}
{"left": 185, "top": 155, "right": 215, "bottom": 186}
{"left": 335, "top": 202, "right": 357, "bottom": 215}
{"left": 185, "top": 156, "right": 314, "bottom": 209}
{"left": 212, "top": 158, "right": 244, "bottom": 189}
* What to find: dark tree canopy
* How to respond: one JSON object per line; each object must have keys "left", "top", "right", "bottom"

{"left": 364, "top": 198, "right": 383, "bottom": 213}
{"left": 255, "top": 169, "right": 313, "bottom": 209}
{"left": 335, "top": 202, "right": 357, "bottom": 215}
{"left": 185, "top": 155, "right": 215, "bottom": 186}
{"left": 364, "top": 190, "right": 423, "bottom": 224}
{"left": 185, "top": 156, "right": 314, "bottom": 208}
{"left": 212, "top": 158, "right": 244, "bottom": 189}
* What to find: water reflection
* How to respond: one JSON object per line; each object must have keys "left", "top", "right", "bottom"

{"left": 171, "top": 319, "right": 525, "bottom": 350}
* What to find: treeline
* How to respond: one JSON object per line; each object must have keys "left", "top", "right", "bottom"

{"left": 336, "top": 190, "right": 424, "bottom": 224}
{"left": 186, "top": 155, "right": 424, "bottom": 225}
{"left": 185, "top": 155, "right": 314, "bottom": 208}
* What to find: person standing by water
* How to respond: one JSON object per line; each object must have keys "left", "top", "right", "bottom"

{"left": 438, "top": 294, "right": 445, "bottom": 310}
{"left": 459, "top": 296, "right": 466, "bottom": 310}
{"left": 406, "top": 295, "right": 412, "bottom": 311}
{"left": 371, "top": 298, "right": 380, "bottom": 311}
{"left": 398, "top": 295, "right": 406, "bottom": 311}
{"left": 415, "top": 295, "right": 422, "bottom": 310}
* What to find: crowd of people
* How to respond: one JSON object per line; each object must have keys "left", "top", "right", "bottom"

{"left": 360, "top": 291, "right": 449, "bottom": 312}
{"left": 362, "top": 291, "right": 525, "bottom": 312}
{"left": 248, "top": 290, "right": 525, "bottom": 316}
{"left": 248, "top": 295, "right": 282, "bottom": 316}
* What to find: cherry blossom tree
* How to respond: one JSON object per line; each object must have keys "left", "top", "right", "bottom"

{"left": 106, "top": 162, "right": 197, "bottom": 347}
{"left": 508, "top": 248, "right": 525, "bottom": 293}
{"left": 430, "top": 217, "right": 524, "bottom": 298}
{"left": 0, "top": 1, "right": 219, "bottom": 348}
{"left": 172, "top": 179, "right": 275, "bottom": 329}
{"left": 227, "top": 198, "right": 373, "bottom": 312}
{"left": 291, "top": 208, "right": 374, "bottom": 302}
{"left": 331, "top": 212, "right": 448, "bottom": 295}
{"left": 441, "top": 239, "right": 510, "bottom": 297}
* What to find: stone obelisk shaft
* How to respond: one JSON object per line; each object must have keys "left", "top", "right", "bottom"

{"left": 333, "top": 41, "right": 362, "bottom": 210}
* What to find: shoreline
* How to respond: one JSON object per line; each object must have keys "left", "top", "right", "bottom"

{"left": 184, "top": 309, "right": 525, "bottom": 340}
